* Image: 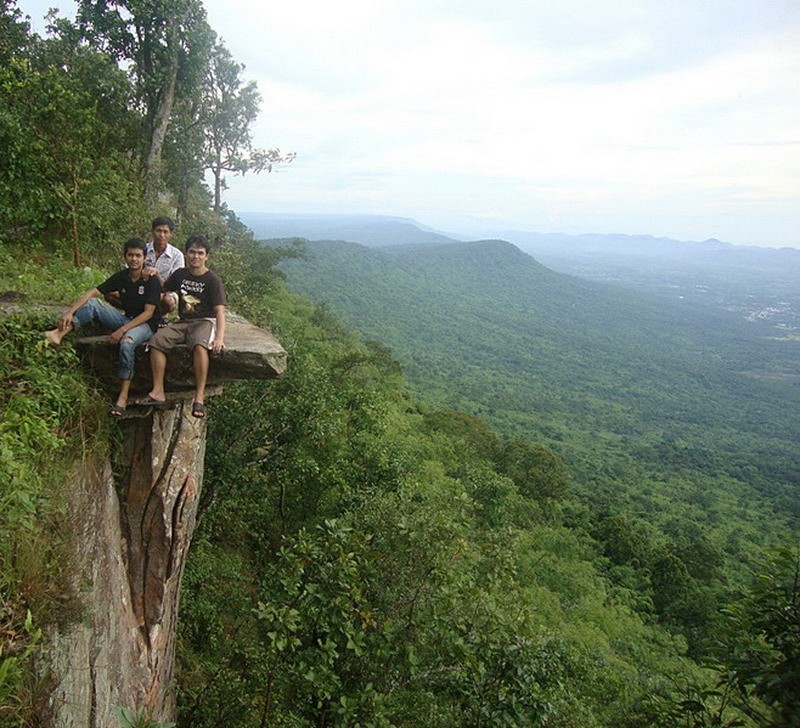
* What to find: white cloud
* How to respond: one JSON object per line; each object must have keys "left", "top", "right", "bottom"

{"left": 18, "top": 0, "right": 800, "bottom": 246}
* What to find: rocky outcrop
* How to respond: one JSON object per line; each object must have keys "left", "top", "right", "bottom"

{"left": 40, "top": 313, "right": 286, "bottom": 726}
{"left": 75, "top": 311, "right": 287, "bottom": 392}
{"left": 44, "top": 406, "right": 204, "bottom": 725}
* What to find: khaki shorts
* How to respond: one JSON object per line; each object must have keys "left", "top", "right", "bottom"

{"left": 148, "top": 319, "right": 215, "bottom": 352}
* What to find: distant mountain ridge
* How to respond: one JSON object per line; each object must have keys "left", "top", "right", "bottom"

{"left": 242, "top": 211, "right": 800, "bottom": 332}
{"left": 240, "top": 212, "right": 467, "bottom": 249}
{"left": 496, "top": 229, "right": 800, "bottom": 275}
{"left": 279, "top": 236, "right": 798, "bottom": 412}
{"left": 497, "top": 230, "right": 734, "bottom": 257}
{"left": 490, "top": 228, "right": 800, "bottom": 330}
{"left": 243, "top": 212, "right": 800, "bottom": 329}
{"left": 239, "top": 211, "right": 797, "bottom": 259}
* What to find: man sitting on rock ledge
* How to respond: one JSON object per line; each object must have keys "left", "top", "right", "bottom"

{"left": 44, "top": 238, "right": 162, "bottom": 416}
{"left": 136, "top": 235, "right": 226, "bottom": 418}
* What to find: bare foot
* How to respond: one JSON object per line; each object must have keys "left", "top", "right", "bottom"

{"left": 44, "top": 329, "right": 64, "bottom": 345}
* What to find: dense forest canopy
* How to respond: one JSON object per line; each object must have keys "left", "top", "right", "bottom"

{"left": 278, "top": 237, "right": 799, "bottom": 531}
{"left": 1, "top": 1, "right": 798, "bottom": 725}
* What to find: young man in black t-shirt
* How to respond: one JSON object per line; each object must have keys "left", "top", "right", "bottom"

{"left": 45, "top": 238, "right": 162, "bottom": 415}
{"left": 137, "top": 235, "right": 226, "bottom": 418}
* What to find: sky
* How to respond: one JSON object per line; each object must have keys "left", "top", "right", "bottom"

{"left": 19, "top": 0, "right": 800, "bottom": 248}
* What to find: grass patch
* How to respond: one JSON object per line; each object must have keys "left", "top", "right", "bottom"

{"left": 0, "top": 246, "right": 109, "bottom": 305}
{"left": 0, "top": 308, "right": 109, "bottom": 724}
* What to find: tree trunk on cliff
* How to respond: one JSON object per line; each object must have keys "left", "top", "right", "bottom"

{"left": 77, "top": 0, "right": 214, "bottom": 213}
{"left": 145, "top": 50, "right": 179, "bottom": 211}
{"left": 212, "top": 163, "right": 223, "bottom": 214}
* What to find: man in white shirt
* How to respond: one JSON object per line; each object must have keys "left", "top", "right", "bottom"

{"left": 145, "top": 216, "right": 184, "bottom": 281}
{"left": 144, "top": 216, "right": 185, "bottom": 312}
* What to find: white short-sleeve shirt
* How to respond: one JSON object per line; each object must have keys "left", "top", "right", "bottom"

{"left": 145, "top": 242, "right": 185, "bottom": 283}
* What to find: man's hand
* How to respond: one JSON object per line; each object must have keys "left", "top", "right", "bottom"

{"left": 142, "top": 266, "right": 158, "bottom": 280}
{"left": 108, "top": 328, "right": 125, "bottom": 344}
{"left": 161, "top": 291, "right": 178, "bottom": 313}
{"left": 104, "top": 291, "right": 124, "bottom": 310}
{"left": 58, "top": 312, "right": 74, "bottom": 332}
{"left": 211, "top": 338, "right": 225, "bottom": 355}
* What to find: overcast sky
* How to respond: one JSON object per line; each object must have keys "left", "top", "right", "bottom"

{"left": 20, "top": 0, "right": 800, "bottom": 247}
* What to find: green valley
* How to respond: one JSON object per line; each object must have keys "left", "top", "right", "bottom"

{"left": 277, "top": 236, "right": 799, "bottom": 572}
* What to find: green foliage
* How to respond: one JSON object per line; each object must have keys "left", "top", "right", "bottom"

{"left": 0, "top": 32, "right": 143, "bottom": 261}
{"left": 422, "top": 409, "right": 501, "bottom": 463}
{"left": 715, "top": 545, "right": 800, "bottom": 725}
{"left": 198, "top": 41, "right": 291, "bottom": 213}
{"left": 0, "top": 1, "right": 29, "bottom": 62}
{"left": 1, "top": 0, "right": 276, "bottom": 255}
{"left": 0, "top": 210, "right": 772, "bottom": 727}
{"left": 3, "top": 13, "right": 794, "bottom": 717}
{"left": 76, "top": 0, "right": 213, "bottom": 130}
{"left": 0, "top": 608, "right": 40, "bottom": 728}
{"left": 0, "top": 1, "right": 296, "bottom": 722}
{"left": 177, "top": 266, "right": 727, "bottom": 726}
{"left": 213, "top": 231, "right": 305, "bottom": 318}
{"left": 187, "top": 471, "right": 678, "bottom": 726}
{"left": 114, "top": 706, "right": 176, "bottom": 728}
{"left": 497, "top": 438, "right": 571, "bottom": 502}
{"left": 0, "top": 247, "right": 109, "bottom": 303}
{"left": 278, "top": 238, "right": 799, "bottom": 639}
{"left": 0, "top": 306, "right": 107, "bottom": 722}
{"left": 0, "top": 312, "right": 103, "bottom": 563}
{"left": 641, "top": 681, "right": 748, "bottom": 727}
{"left": 74, "top": 0, "right": 277, "bottom": 214}
{"left": 279, "top": 240, "right": 799, "bottom": 539}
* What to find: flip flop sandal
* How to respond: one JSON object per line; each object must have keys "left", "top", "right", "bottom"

{"left": 191, "top": 402, "right": 206, "bottom": 418}
{"left": 110, "top": 404, "right": 126, "bottom": 417}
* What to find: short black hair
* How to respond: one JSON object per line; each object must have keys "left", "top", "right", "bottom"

{"left": 151, "top": 216, "right": 175, "bottom": 231}
{"left": 185, "top": 235, "right": 211, "bottom": 254}
{"left": 124, "top": 237, "right": 147, "bottom": 255}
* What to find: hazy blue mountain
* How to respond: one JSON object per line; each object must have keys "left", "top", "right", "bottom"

{"left": 240, "top": 212, "right": 799, "bottom": 333}
{"left": 240, "top": 211, "right": 798, "bottom": 272}
{"left": 239, "top": 211, "right": 466, "bottom": 249}
{"left": 494, "top": 230, "right": 800, "bottom": 332}
{"left": 492, "top": 231, "right": 735, "bottom": 258}
{"left": 494, "top": 229, "right": 800, "bottom": 281}
{"left": 495, "top": 229, "right": 799, "bottom": 263}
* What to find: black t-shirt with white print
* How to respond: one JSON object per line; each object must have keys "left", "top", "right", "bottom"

{"left": 164, "top": 268, "right": 226, "bottom": 320}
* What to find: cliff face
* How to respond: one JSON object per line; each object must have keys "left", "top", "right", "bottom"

{"left": 39, "top": 314, "right": 286, "bottom": 727}
{"left": 44, "top": 405, "right": 205, "bottom": 725}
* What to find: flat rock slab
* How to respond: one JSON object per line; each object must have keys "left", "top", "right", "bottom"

{"left": 75, "top": 311, "right": 287, "bottom": 393}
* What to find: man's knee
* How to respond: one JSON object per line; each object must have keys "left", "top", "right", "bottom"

{"left": 77, "top": 297, "right": 101, "bottom": 319}
{"left": 120, "top": 333, "right": 142, "bottom": 353}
